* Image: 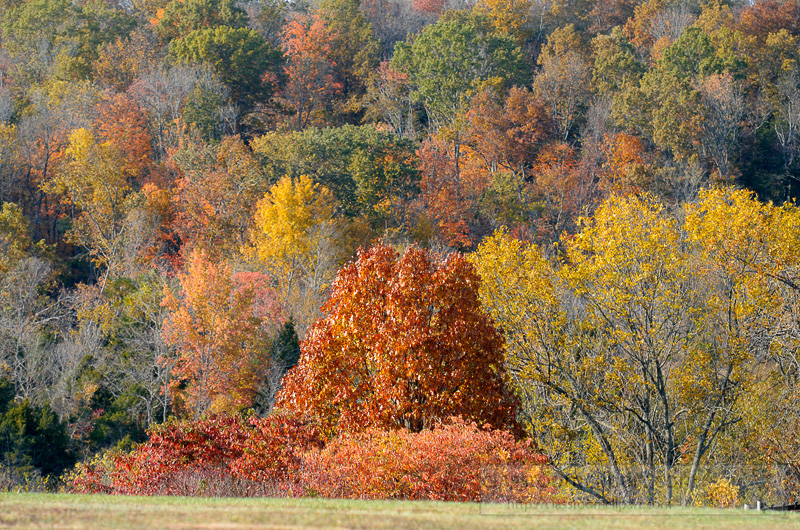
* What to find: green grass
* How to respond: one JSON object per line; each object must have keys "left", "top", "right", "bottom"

{"left": 1, "top": 493, "right": 799, "bottom": 529}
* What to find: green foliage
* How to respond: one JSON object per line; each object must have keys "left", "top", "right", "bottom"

{"left": 318, "top": 0, "right": 379, "bottom": 106}
{"left": 391, "top": 11, "right": 529, "bottom": 128}
{"left": 0, "top": 383, "right": 74, "bottom": 478}
{"left": 271, "top": 319, "right": 300, "bottom": 374}
{"left": 660, "top": 26, "right": 747, "bottom": 79}
{"left": 182, "top": 85, "right": 228, "bottom": 141}
{"left": 1, "top": 0, "right": 135, "bottom": 84}
{"left": 251, "top": 125, "right": 419, "bottom": 223}
{"left": 0, "top": 378, "right": 13, "bottom": 412}
{"left": 591, "top": 27, "right": 644, "bottom": 95}
{"left": 154, "top": 0, "right": 248, "bottom": 42}
{"left": 169, "top": 26, "right": 283, "bottom": 110}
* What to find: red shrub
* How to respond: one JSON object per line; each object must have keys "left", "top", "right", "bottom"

{"left": 301, "top": 418, "right": 553, "bottom": 502}
{"left": 67, "top": 413, "right": 322, "bottom": 497}
{"left": 68, "top": 415, "right": 553, "bottom": 503}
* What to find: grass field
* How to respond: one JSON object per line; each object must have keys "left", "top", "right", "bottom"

{"left": 2, "top": 493, "right": 800, "bottom": 529}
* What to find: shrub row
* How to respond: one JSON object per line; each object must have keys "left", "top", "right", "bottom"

{"left": 67, "top": 415, "right": 553, "bottom": 502}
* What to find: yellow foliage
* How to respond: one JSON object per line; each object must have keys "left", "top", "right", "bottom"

{"left": 65, "top": 128, "right": 96, "bottom": 161}
{"left": 46, "top": 126, "right": 154, "bottom": 278}
{"left": 247, "top": 175, "right": 343, "bottom": 331}
{"left": 250, "top": 175, "right": 338, "bottom": 270}
{"left": 693, "top": 477, "right": 740, "bottom": 508}
{"left": 471, "top": 187, "right": 800, "bottom": 504}
{"left": 475, "top": 0, "right": 533, "bottom": 38}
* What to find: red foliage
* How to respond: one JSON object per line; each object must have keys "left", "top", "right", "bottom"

{"left": 68, "top": 413, "right": 323, "bottom": 496}
{"left": 68, "top": 415, "right": 553, "bottom": 503}
{"left": 412, "top": 0, "right": 446, "bottom": 15}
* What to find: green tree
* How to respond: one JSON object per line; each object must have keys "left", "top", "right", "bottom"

{"left": 318, "top": 0, "right": 380, "bottom": 119}
{"left": 251, "top": 125, "right": 420, "bottom": 226}
{"left": 1, "top": 0, "right": 134, "bottom": 84}
{"left": 153, "top": 0, "right": 248, "bottom": 43}
{"left": 390, "top": 11, "right": 529, "bottom": 130}
{"left": 591, "top": 27, "right": 644, "bottom": 96}
{"left": 169, "top": 26, "right": 283, "bottom": 111}
{"left": 0, "top": 382, "right": 74, "bottom": 479}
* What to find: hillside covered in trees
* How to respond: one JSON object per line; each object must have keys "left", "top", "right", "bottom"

{"left": 0, "top": 0, "right": 799, "bottom": 507}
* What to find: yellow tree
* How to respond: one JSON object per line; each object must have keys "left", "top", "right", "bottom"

{"left": 472, "top": 188, "right": 800, "bottom": 505}
{"left": 474, "top": 196, "right": 692, "bottom": 504}
{"left": 246, "top": 175, "right": 343, "bottom": 333}
{"left": 47, "top": 128, "right": 160, "bottom": 287}
{"left": 474, "top": 0, "right": 534, "bottom": 41}
{"left": 683, "top": 188, "right": 800, "bottom": 502}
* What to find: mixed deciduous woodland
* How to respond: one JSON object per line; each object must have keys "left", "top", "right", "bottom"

{"left": 0, "top": 0, "right": 799, "bottom": 507}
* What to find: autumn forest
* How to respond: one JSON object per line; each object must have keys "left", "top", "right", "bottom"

{"left": 0, "top": 0, "right": 798, "bottom": 508}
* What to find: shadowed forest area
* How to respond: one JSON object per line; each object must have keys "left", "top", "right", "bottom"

{"left": 0, "top": 0, "right": 799, "bottom": 508}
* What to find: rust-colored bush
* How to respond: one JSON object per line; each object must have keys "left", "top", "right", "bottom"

{"left": 301, "top": 418, "right": 553, "bottom": 502}
{"left": 68, "top": 415, "right": 553, "bottom": 503}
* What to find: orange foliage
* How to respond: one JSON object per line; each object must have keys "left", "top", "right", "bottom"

{"left": 277, "top": 243, "right": 519, "bottom": 435}
{"left": 410, "top": 88, "right": 555, "bottom": 247}
{"left": 68, "top": 415, "right": 552, "bottom": 502}
{"left": 414, "top": 137, "right": 487, "bottom": 248}
{"left": 738, "top": 0, "right": 800, "bottom": 43}
{"left": 94, "top": 91, "right": 153, "bottom": 178}
{"left": 600, "top": 132, "right": 650, "bottom": 195}
{"left": 302, "top": 418, "right": 553, "bottom": 502}
{"left": 162, "top": 251, "right": 281, "bottom": 417}
{"left": 170, "top": 136, "right": 264, "bottom": 257}
{"left": 280, "top": 15, "right": 342, "bottom": 129}
{"left": 529, "top": 142, "right": 588, "bottom": 241}
{"left": 464, "top": 87, "right": 554, "bottom": 178}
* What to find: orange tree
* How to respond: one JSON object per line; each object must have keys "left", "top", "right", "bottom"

{"left": 276, "top": 243, "right": 518, "bottom": 435}
{"left": 162, "top": 251, "right": 282, "bottom": 418}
